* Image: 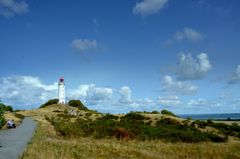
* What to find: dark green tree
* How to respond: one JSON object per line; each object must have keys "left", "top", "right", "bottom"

{"left": 68, "top": 100, "right": 88, "bottom": 110}
{"left": 0, "top": 103, "right": 5, "bottom": 129}
{"left": 4, "top": 105, "right": 13, "bottom": 112}
{"left": 40, "top": 99, "right": 59, "bottom": 108}
{"left": 161, "top": 109, "right": 177, "bottom": 117}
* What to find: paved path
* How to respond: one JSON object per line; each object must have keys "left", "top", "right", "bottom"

{"left": 0, "top": 117, "right": 36, "bottom": 159}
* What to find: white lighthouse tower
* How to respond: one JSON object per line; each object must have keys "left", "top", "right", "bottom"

{"left": 58, "top": 77, "right": 65, "bottom": 104}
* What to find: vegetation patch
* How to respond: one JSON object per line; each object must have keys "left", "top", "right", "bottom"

{"left": 68, "top": 100, "right": 88, "bottom": 110}
{"left": 161, "top": 109, "right": 177, "bottom": 117}
{"left": 47, "top": 112, "right": 228, "bottom": 143}
{"left": 193, "top": 119, "right": 240, "bottom": 137}
{"left": 0, "top": 104, "right": 6, "bottom": 129}
{"left": 14, "top": 113, "right": 25, "bottom": 119}
{"left": 40, "top": 99, "right": 59, "bottom": 108}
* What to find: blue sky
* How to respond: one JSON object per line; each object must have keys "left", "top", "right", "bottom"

{"left": 0, "top": 0, "right": 240, "bottom": 114}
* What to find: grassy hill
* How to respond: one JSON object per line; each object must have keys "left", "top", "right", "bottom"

{"left": 15, "top": 104, "right": 240, "bottom": 159}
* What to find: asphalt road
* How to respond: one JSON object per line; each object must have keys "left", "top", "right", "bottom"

{"left": 0, "top": 117, "right": 36, "bottom": 159}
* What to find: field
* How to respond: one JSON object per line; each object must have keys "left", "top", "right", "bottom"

{"left": 21, "top": 122, "right": 240, "bottom": 159}
{"left": 18, "top": 104, "right": 240, "bottom": 159}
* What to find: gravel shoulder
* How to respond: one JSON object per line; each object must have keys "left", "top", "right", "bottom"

{"left": 0, "top": 117, "right": 36, "bottom": 159}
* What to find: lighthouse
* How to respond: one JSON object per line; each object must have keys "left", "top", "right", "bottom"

{"left": 58, "top": 77, "right": 65, "bottom": 104}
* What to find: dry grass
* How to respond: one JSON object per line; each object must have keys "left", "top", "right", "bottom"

{"left": 21, "top": 120, "right": 240, "bottom": 159}
{"left": 18, "top": 104, "right": 101, "bottom": 123}
{"left": 19, "top": 105, "right": 240, "bottom": 159}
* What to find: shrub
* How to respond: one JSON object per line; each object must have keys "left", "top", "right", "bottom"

{"left": 0, "top": 104, "right": 5, "bottom": 129}
{"left": 40, "top": 99, "right": 59, "bottom": 108}
{"left": 195, "top": 120, "right": 208, "bottom": 128}
{"left": 151, "top": 110, "right": 160, "bottom": 114}
{"left": 101, "top": 113, "right": 119, "bottom": 120}
{"left": 68, "top": 100, "right": 88, "bottom": 110}
{"left": 161, "top": 109, "right": 177, "bottom": 117}
{"left": 50, "top": 112, "right": 228, "bottom": 143}
{"left": 4, "top": 105, "right": 13, "bottom": 112}
{"left": 14, "top": 113, "right": 25, "bottom": 119}
{"left": 186, "top": 117, "right": 192, "bottom": 120}
{"left": 0, "top": 103, "right": 13, "bottom": 112}
{"left": 0, "top": 116, "right": 6, "bottom": 129}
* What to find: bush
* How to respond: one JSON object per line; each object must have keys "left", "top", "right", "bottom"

{"left": 161, "top": 109, "right": 177, "bottom": 117}
{"left": 101, "top": 113, "right": 119, "bottom": 120}
{"left": 50, "top": 111, "right": 227, "bottom": 143}
{"left": 68, "top": 100, "right": 88, "bottom": 110}
{"left": 120, "top": 112, "right": 145, "bottom": 124}
{"left": 193, "top": 120, "right": 240, "bottom": 138}
{"left": 0, "top": 104, "right": 5, "bottom": 129}
{"left": 0, "top": 116, "right": 6, "bottom": 129}
{"left": 4, "top": 105, "right": 13, "bottom": 112}
{"left": 194, "top": 120, "right": 208, "bottom": 128}
{"left": 151, "top": 110, "right": 160, "bottom": 114}
{"left": 0, "top": 103, "right": 13, "bottom": 112}
{"left": 40, "top": 99, "right": 59, "bottom": 108}
{"left": 14, "top": 113, "right": 25, "bottom": 119}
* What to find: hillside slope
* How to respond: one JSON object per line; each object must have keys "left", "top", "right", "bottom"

{"left": 17, "top": 104, "right": 240, "bottom": 159}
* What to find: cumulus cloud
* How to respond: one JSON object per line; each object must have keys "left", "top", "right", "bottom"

{"left": 116, "top": 86, "right": 155, "bottom": 110}
{"left": 161, "top": 75, "right": 198, "bottom": 95}
{"left": 0, "top": 75, "right": 156, "bottom": 112}
{"left": 133, "top": 0, "right": 168, "bottom": 16}
{"left": 164, "top": 27, "right": 205, "bottom": 45}
{"left": 175, "top": 53, "right": 212, "bottom": 80}
{"left": 228, "top": 65, "right": 240, "bottom": 84}
{"left": 71, "top": 39, "right": 98, "bottom": 52}
{"left": 0, "top": 76, "right": 57, "bottom": 108}
{"left": 174, "top": 28, "right": 204, "bottom": 41}
{"left": 0, "top": 0, "right": 28, "bottom": 18}
{"left": 157, "top": 95, "right": 182, "bottom": 107}
{"left": 68, "top": 84, "right": 113, "bottom": 105}
{"left": 118, "top": 86, "right": 133, "bottom": 104}
{"left": 86, "top": 85, "right": 113, "bottom": 105}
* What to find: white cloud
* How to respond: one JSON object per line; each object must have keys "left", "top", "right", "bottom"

{"left": 68, "top": 84, "right": 113, "bottom": 105}
{"left": 71, "top": 38, "right": 98, "bottom": 52}
{"left": 0, "top": 0, "right": 28, "bottom": 18}
{"left": 86, "top": 85, "right": 113, "bottom": 105}
{"left": 0, "top": 75, "right": 239, "bottom": 113}
{"left": 0, "top": 75, "right": 154, "bottom": 111}
{"left": 157, "top": 95, "right": 182, "bottom": 107}
{"left": 133, "top": 0, "right": 168, "bottom": 16}
{"left": 116, "top": 86, "right": 155, "bottom": 110}
{"left": 161, "top": 75, "right": 198, "bottom": 95}
{"left": 174, "top": 28, "right": 204, "bottom": 41}
{"left": 228, "top": 65, "right": 240, "bottom": 84}
{"left": 175, "top": 53, "right": 212, "bottom": 80}
{"left": 188, "top": 98, "right": 207, "bottom": 106}
{"left": 0, "top": 76, "right": 57, "bottom": 108}
{"left": 164, "top": 28, "right": 205, "bottom": 45}
{"left": 118, "top": 86, "right": 133, "bottom": 104}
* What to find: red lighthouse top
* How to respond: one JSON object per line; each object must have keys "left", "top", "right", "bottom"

{"left": 59, "top": 77, "right": 64, "bottom": 82}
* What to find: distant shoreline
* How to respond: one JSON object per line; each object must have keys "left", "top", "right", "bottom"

{"left": 178, "top": 113, "right": 240, "bottom": 121}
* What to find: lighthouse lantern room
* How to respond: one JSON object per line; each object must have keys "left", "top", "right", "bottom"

{"left": 58, "top": 77, "right": 65, "bottom": 104}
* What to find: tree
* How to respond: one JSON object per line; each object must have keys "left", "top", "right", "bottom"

{"left": 161, "top": 109, "right": 177, "bottom": 117}
{"left": 68, "top": 100, "right": 88, "bottom": 110}
{"left": 40, "top": 99, "right": 59, "bottom": 108}
{"left": 0, "top": 103, "right": 5, "bottom": 129}
{"left": 4, "top": 105, "right": 13, "bottom": 112}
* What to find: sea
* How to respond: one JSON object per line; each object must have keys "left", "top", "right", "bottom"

{"left": 178, "top": 113, "right": 240, "bottom": 120}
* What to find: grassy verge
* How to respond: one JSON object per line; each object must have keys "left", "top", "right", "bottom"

{"left": 21, "top": 121, "right": 240, "bottom": 159}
